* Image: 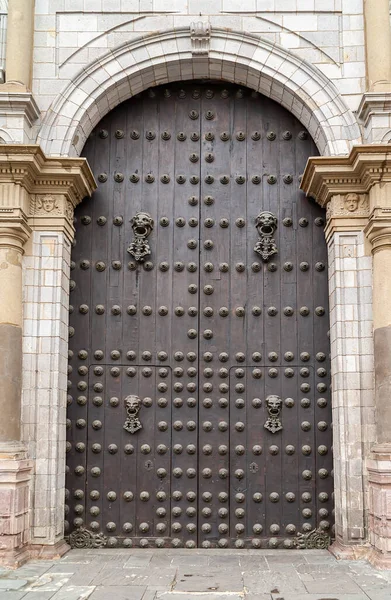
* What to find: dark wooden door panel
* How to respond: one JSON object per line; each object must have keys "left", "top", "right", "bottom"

{"left": 67, "top": 83, "right": 332, "bottom": 550}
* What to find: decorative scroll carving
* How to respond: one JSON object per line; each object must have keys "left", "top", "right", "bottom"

{"left": 127, "top": 211, "right": 154, "bottom": 262}
{"left": 294, "top": 527, "right": 331, "bottom": 549}
{"left": 190, "top": 21, "right": 211, "bottom": 55}
{"left": 65, "top": 201, "right": 74, "bottom": 221}
{"left": 69, "top": 527, "right": 107, "bottom": 549}
{"left": 326, "top": 193, "right": 369, "bottom": 220}
{"left": 123, "top": 394, "right": 143, "bottom": 434}
{"left": 264, "top": 394, "right": 283, "bottom": 433}
{"left": 254, "top": 211, "right": 278, "bottom": 262}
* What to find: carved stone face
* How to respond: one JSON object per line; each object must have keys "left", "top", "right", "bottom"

{"left": 41, "top": 195, "right": 56, "bottom": 212}
{"left": 125, "top": 394, "right": 141, "bottom": 413}
{"left": 255, "top": 211, "right": 278, "bottom": 236}
{"left": 131, "top": 212, "right": 154, "bottom": 238}
{"left": 344, "top": 193, "right": 359, "bottom": 212}
{"left": 266, "top": 394, "right": 282, "bottom": 415}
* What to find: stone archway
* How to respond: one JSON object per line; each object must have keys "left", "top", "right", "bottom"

{"left": 37, "top": 27, "right": 361, "bottom": 158}
{"left": 14, "top": 28, "right": 373, "bottom": 562}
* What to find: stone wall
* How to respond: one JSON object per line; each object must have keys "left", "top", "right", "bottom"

{"left": 32, "top": 0, "right": 363, "bottom": 119}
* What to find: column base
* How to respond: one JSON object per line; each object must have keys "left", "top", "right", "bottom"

{"left": 329, "top": 540, "right": 371, "bottom": 561}
{"left": 367, "top": 546, "right": 391, "bottom": 569}
{"left": 0, "top": 442, "right": 33, "bottom": 568}
{"left": 367, "top": 443, "right": 391, "bottom": 569}
{"left": 0, "top": 544, "right": 31, "bottom": 568}
{"left": 29, "top": 539, "right": 70, "bottom": 560}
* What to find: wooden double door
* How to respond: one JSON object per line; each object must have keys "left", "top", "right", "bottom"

{"left": 66, "top": 82, "right": 333, "bottom": 549}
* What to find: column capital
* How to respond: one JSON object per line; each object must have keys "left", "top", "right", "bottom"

{"left": 300, "top": 145, "right": 391, "bottom": 241}
{"left": 0, "top": 145, "right": 96, "bottom": 242}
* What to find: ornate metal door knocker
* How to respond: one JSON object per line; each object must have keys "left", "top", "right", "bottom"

{"left": 264, "top": 394, "right": 283, "bottom": 433}
{"left": 254, "top": 211, "right": 278, "bottom": 262}
{"left": 123, "top": 394, "right": 143, "bottom": 434}
{"left": 127, "top": 211, "right": 154, "bottom": 262}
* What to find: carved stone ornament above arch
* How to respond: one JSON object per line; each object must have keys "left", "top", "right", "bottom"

{"left": 37, "top": 27, "right": 362, "bottom": 158}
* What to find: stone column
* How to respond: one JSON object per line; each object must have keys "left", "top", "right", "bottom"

{"left": 5, "top": 0, "right": 35, "bottom": 89}
{"left": 364, "top": 0, "right": 391, "bottom": 93}
{"left": 0, "top": 215, "right": 33, "bottom": 566}
{"left": 359, "top": 1, "right": 391, "bottom": 142}
{"left": 0, "top": 172, "right": 33, "bottom": 566}
{"left": 0, "top": 146, "right": 95, "bottom": 567}
{"left": 365, "top": 181, "right": 391, "bottom": 567}
{"left": 0, "top": 226, "right": 28, "bottom": 442}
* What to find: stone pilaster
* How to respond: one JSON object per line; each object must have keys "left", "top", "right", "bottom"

{"left": 301, "top": 146, "right": 391, "bottom": 562}
{"left": 302, "top": 173, "right": 374, "bottom": 558}
{"left": 0, "top": 145, "right": 95, "bottom": 566}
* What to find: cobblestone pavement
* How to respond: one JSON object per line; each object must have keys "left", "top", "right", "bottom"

{"left": 0, "top": 549, "right": 391, "bottom": 600}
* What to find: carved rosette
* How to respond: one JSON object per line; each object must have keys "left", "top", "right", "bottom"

{"left": 294, "top": 527, "right": 331, "bottom": 549}
{"left": 69, "top": 527, "right": 107, "bottom": 549}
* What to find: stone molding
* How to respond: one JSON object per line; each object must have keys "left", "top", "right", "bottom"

{"left": 36, "top": 27, "right": 361, "bottom": 157}
{"left": 357, "top": 93, "right": 391, "bottom": 131}
{"left": 0, "top": 145, "right": 96, "bottom": 243}
{"left": 0, "top": 92, "right": 40, "bottom": 129}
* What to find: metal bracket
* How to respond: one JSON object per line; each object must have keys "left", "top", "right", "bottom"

{"left": 294, "top": 527, "right": 331, "bottom": 549}
{"left": 69, "top": 527, "right": 107, "bottom": 549}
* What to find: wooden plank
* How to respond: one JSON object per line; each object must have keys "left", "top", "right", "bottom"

{"left": 199, "top": 85, "right": 232, "bottom": 548}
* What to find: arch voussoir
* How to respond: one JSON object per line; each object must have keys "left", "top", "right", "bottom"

{"left": 37, "top": 27, "right": 362, "bottom": 157}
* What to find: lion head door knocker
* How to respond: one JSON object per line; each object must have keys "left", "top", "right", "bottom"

{"left": 123, "top": 394, "right": 142, "bottom": 434}
{"left": 264, "top": 394, "right": 283, "bottom": 433}
{"left": 127, "top": 211, "right": 154, "bottom": 262}
{"left": 254, "top": 211, "right": 278, "bottom": 262}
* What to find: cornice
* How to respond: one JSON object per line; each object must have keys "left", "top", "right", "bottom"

{"left": 0, "top": 145, "right": 96, "bottom": 204}
{"left": 0, "top": 145, "right": 96, "bottom": 245}
{"left": 300, "top": 145, "right": 391, "bottom": 207}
